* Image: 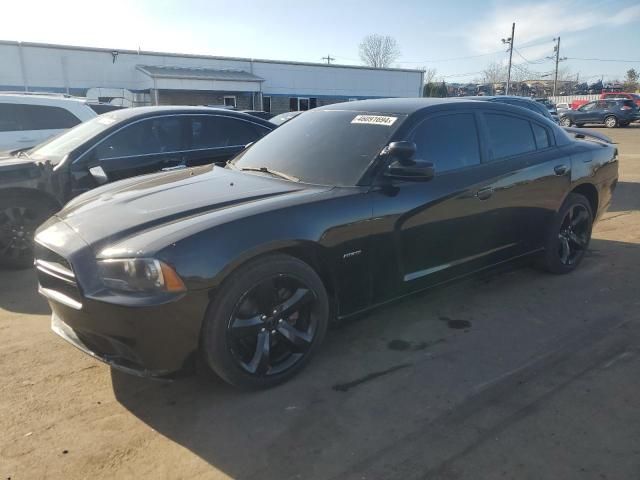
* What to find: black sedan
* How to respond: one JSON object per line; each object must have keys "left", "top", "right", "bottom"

{"left": 464, "top": 96, "right": 558, "bottom": 123}
{"left": 0, "top": 106, "right": 274, "bottom": 268}
{"left": 34, "top": 99, "right": 618, "bottom": 389}
{"left": 559, "top": 99, "right": 640, "bottom": 128}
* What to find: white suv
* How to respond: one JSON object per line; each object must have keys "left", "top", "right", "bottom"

{"left": 0, "top": 93, "right": 98, "bottom": 153}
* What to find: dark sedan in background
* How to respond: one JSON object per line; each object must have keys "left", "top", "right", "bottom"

{"left": 34, "top": 99, "right": 618, "bottom": 389}
{"left": 465, "top": 95, "right": 558, "bottom": 123}
{"left": 0, "top": 107, "right": 274, "bottom": 267}
{"left": 559, "top": 99, "right": 639, "bottom": 128}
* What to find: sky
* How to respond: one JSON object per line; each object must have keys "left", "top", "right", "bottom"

{"left": 2, "top": 0, "right": 639, "bottom": 84}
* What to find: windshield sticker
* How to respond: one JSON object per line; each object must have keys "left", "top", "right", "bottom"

{"left": 351, "top": 115, "right": 398, "bottom": 126}
{"left": 97, "top": 116, "right": 117, "bottom": 125}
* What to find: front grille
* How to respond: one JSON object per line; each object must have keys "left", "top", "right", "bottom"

{"left": 35, "top": 245, "right": 83, "bottom": 308}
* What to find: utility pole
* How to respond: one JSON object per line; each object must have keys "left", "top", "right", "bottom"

{"left": 502, "top": 23, "right": 515, "bottom": 95}
{"left": 322, "top": 54, "right": 335, "bottom": 65}
{"left": 551, "top": 37, "right": 567, "bottom": 96}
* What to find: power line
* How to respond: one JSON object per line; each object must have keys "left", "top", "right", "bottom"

{"left": 566, "top": 57, "right": 640, "bottom": 63}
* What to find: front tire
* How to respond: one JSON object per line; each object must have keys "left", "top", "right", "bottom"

{"left": 0, "top": 194, "right": 57, "bottom": 269}
{"left": 604, "top": 115, "right": 618, "bottom": 128}
{"left": 560, "top": 117, "right": 572, "bottom": 127}
{"left": 540, "top": 193, "right": 593, "bottom": 274}
{"left": 201, "top": 254, "right": 329, "bottom": 389}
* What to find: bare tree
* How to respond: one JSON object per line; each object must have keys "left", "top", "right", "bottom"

{"left": 482, "top": 62, "right": 507, "bottom": 84}
{"left": 359, "top": 34, "right": 400, "bottom": 68}
{"left": 424, "top": 67, "right": 437, "bottom": 85}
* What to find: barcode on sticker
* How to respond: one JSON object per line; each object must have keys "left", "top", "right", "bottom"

{"left": 351, "top": 115, "right": 398, "bottom": 126}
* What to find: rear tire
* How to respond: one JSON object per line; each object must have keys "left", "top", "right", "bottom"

{"left": 560, "top": 117, "right": 572, "bottom": 127}
{"left": 201, "top": 254, "right": 329, "bottom": 389}
{"left": 0, "top": 194, "right": 57, "bottom": 269}
{"left": 604, "top": 115, "right": 618, "bottom": 128}
{"left": 540, "top": 193, "right": 593, "bottom": 275}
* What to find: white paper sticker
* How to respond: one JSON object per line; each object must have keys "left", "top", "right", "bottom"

{"left": 351, "top": 115, "right": 398, "bottom": 126}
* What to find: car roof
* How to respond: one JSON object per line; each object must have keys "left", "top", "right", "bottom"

{"left": 464, "top": 95, "right": 539, "bottom": 103}
{"left": 317, "top": 97, "right": 465, "bottom": 115}
{"left": 0, "top": 93, "right": 90, "bottom": 105}
{"left": 97, "top": 105, "right": 275, "bottom": 127}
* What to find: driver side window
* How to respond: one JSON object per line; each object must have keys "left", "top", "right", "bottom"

{"left": 94, "top": 117, "right": 183, "bottom": 160}
{"left": 409, "top": 113, "right": 481, "bottom": 173}
{"left": 581, "top": 102, "right": 596, "bottom": 112}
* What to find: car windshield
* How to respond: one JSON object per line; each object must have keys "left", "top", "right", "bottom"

{"left": 230, "top": 110, "right": 405, "bottom": 186}
{"left": 28, "top": 113, "right": 123, "bottom": 164}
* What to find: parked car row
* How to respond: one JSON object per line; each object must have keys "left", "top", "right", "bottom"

{"left": 0, "top": 106, "right": 275, "bottom": 267}
{"left": 23, "top": 97, "right": 618, "bottom": 388}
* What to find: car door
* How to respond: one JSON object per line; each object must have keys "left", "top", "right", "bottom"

{"left": 573, "top": 101, "right": 599, "bottom": 123}
{"left": 479, "top": 111, "right": 571, "bottom": 252}
{"left": 85, "top": 115, "right": 188, "bottom": 183}
{"left": 184, "top": 115, "right": 272, "bottom": 167}
{"left": 370, "top": 110, "right": 521, "bottom": 300}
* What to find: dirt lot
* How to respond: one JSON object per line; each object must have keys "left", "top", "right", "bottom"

{"left": 1, "top": 125, "right": 639, "bottom": 480}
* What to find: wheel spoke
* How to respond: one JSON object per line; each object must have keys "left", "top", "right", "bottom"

{"left": 560, "top": 237, "right": 571, "bottom": 264}
{"left": 254, "top": 278, "right": 279, "bottom": 314}
{"left": 245, "top": 330, "right": 271, "bottom": 375}
{"left": 276, "top": 321, "right": 312, "bottom": 351}
{"left": 571, "top": 209, "right": 588, "bottom": 228}
{"left": 568, "top": 231, "right": 587, "bottom": 248}
{"left": 230, "top": 315, "right": 264, "bottom": 338}
{"left": 277, "top": 288, "right": 314, "bottom": 317}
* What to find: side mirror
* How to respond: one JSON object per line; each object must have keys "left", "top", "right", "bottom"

{"left": 89, "top": 165, "right": 109, "bottom": 185}
{"left": 387, "top": 141, "right": 417, "bottom": 164}
{"left": 385, "top": 159, "right": 435, "bottom": 181}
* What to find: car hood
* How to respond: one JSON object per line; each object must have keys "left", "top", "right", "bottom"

{"left": 56, "top": 165, "right": 326, "bottom": 247}
{"left": 0, "top": 155, "right": 38, "bottom": 170}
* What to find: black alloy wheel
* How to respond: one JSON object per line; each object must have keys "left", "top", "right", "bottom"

{"left": 557, "top": 204, "right": 590, "bottom": 266}
{"left": 228, "top": 274, "right": 317, "bottom": 376}
{"left": 0, "top": 197, "right": 55, "bottom": 269}
{"left": 541, "top": 193, "right": 593, "bottom": 274}
{"left": 202, "top": 254, "right": 329, "bottom": 389}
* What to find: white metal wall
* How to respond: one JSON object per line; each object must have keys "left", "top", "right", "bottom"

{"left": 0, "top": 41, "right": 423, "bottom": 99}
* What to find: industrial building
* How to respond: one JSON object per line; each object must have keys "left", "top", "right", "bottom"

{"left": 0, "top": 40, "right": 424, "bottom": 114}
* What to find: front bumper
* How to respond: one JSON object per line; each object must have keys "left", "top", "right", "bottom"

{"left": 45, "top": 291, "right": 209, "bottom": 376}
{"left": 35, "top": 218, "right": 210, "bottom": 377}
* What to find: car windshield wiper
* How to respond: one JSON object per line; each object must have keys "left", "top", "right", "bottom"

{"left": 239, "top": 167, "right": 299, "bottom": 182}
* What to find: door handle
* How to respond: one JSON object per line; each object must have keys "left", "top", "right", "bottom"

{"left": 475, "top": 187, "right": 494, "bottom": 200}
{"left": 554, "top": 165, "right": 569, "bottom": 176}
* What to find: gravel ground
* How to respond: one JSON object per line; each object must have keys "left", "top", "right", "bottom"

{"left": 1, "top": 125, "right": 639, "bottom": 480}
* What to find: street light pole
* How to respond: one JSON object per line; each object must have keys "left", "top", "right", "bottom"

{"left": 502, "top": 23, "right": 515, "bottom": 95}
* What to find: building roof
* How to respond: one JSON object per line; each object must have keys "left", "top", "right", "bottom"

{"left": 136, "top": 65, "right": 264, "bottom": 82}
{"left": 0, "top": 40, "right": 423, "bottom": 74}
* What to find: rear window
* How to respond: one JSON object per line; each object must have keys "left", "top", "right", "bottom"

{"left": 0, "top": 103, "right": 81, "bottom": 131}
{"left": 484, "top": 113, "right": 536, "bottom": 160}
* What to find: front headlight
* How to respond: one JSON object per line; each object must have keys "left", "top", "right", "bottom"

{"left": 97, "top": 258, "right": 186, "bottom": 293}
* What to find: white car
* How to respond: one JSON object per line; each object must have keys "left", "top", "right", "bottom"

{"left": 0, "top": 93, "right": 98, "bottom": 153}
{"left": 556, "top": 102, "right": 571, "bottom": 112}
